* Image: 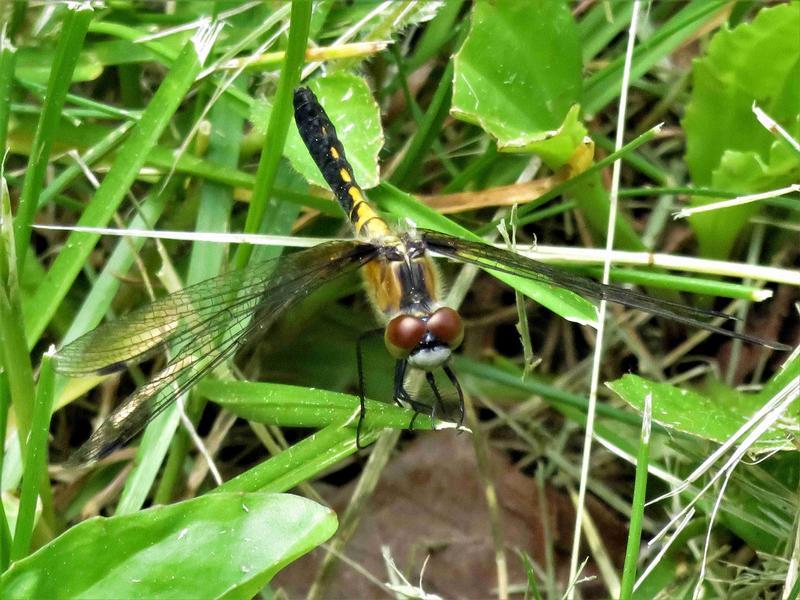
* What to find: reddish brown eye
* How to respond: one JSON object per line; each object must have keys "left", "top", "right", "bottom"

{"left": 427, "top": 306, "right": 464, "bottom": 348}
{"left": 385, "top": 314, "right": 426, "bottom": 358}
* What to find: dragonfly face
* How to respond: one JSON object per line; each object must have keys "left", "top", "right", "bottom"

{"left": 386, "top": 306, "right": 464, "bottom": 371}
{"left": 54, "top": 86, "right": 789, "bottom": 465}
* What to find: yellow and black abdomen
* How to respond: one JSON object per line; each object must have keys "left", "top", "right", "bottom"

{"left": 293, "top": 87, "right": 388, "bottom": 240}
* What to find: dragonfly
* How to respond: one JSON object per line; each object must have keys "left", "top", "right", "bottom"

{"left": 56, "top": 86, "right": 790, "bottom": 465}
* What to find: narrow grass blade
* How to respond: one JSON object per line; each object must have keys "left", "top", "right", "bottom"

{"left": 235, "top": 0, "right": 311, "bottom": 269}
{"left": 215, "top": 423, "right": 380, "bottom": 494}
{"left": 0, "top": 177, "right": 34, "bottom": 446}
{"left": 619, "top": 393, "right": 652, "bottom": 599}
{"left": 13, "top": 2, "right": 94, "bottom": 272}
{"left": 24, "top": 21, "right": 222, "bottom": 346}
{"left": 10, "top": 347, "right": 55, "bottom": 561}
{"left": 0, "top": 27, "right": 17, "bottom": 159}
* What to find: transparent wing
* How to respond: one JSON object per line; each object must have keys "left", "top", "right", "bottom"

{"left": 57, "top": 250, "right": 323, "bottom": 377}
{"left": 422, "top": 229, "right": 789, "bottom": 351}
{"left": 59, "top": 240, "right": 379, "bottom": 465}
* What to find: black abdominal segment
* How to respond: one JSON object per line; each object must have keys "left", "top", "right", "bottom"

{"left": 293, "top": 87, "right": 361, "bottom": 221}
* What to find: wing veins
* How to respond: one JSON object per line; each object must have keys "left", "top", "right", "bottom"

{"left": 57, "top": 241, "right": 371, "bottom": 375}
{"left": 67, "top": 306, "right": 260, "bottom": 465}
{"left": 67, "top": 241, "right": 378, "bottom": 464}
{"left": 422, "top": 230, "right": 789, "bottom": 351}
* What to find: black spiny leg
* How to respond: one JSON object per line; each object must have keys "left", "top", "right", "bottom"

{"left": 425, "top": 371, "right": 445, "bottom": 428}
{"left": 394, "top": 360, "right": 431, "bottom": 430}
{"left": 443, "top": 364, "right": 465, "bottom": 429}
{"left": 356, "top": 328, "right": 382, "bottom": 449}
{"left": 393, "top": 359, "right": 410, "bottom": 407}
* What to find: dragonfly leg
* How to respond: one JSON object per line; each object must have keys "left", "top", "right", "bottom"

{"left": 443, "top": 364, "right": 465, "bottom": 429}
{"left": 393, "top": 360, "right": 415, "bottom": 404}
{"left": 425, "top": 371, "right": 445, "bottom": 428}
{"left": 356, "top": 328, "right": 383, "bottom": 449}
{"left": 394, "top": 360, "right": 433, "bottom": 431}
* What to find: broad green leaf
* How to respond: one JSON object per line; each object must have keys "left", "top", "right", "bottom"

{"left": 712, "top": 131, "right": 800, "bottom": 195}
{"left": 607, "top": 369, "right": 799, "bottom": 451}
{"left": 452, "top": 0, "right": 584, "bottom": 168}
{"left": 449, "top": 0, "right": 646, "bottom": 250}
{"left": 693, "top": 126, "right": 800, "bottom": 257}
{"left": 511, "top": 104, "right": 586, "bottom": 167}
{"left": 683, "top": 3, "right": 800, "bottom": 258}
{"left": 1, "top": 493, "right": 336, "bottom": 600}
{"left": 253, "top": 72, "right": 383, "bottom": 189}
{"left": 685, "top": 4, "right": 800, "bottom": 182}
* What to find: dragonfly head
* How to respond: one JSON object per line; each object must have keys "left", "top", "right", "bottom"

{"left": 385, "top": 307, "right": 464, "bottom": 371}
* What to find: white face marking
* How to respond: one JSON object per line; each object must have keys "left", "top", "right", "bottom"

{"left": 408, "top": 346, "right": 451, "bottom": 371}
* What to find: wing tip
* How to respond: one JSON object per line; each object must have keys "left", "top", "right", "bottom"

{"left": 63, "top": 438, "right": 123, "bottom": 470}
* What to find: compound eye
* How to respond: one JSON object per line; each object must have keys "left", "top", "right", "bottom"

{"left": 427, "top": 307, "right": 464, "bottom": 348}
{"left": 385, "top": 314, "right": 426, "bottom": 358}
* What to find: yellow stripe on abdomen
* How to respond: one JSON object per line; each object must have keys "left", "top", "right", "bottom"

{"left": 348, "top": 187, "right": 389, "bottom": 239}
{"left": 294, "top": 87, "right": 390, "bottom": 241}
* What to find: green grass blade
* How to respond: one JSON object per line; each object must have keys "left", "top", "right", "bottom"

{"left": 13, "top": 2, "right": 94, "bottom": 273}
{"left": 87, "top": 19, "right": 178, "bottom": 63}
{"left": 187, "top": 99, "right": 241, "bottom": 284}
{"left": 24, "top": 22, "right": 221, "bottom": 347}
{"left": 234, "top": 0, "right": 311, "bottom": 269}
{"left": 115, "top": 408, "right": 181, "bottom": 516}
{"left": 0, "top": 371, "right": 10, "bottom": 570}
{"left": 10, "top": 348, "right": 55, "bottom": 562}
{"left": 583, "top": 0, "right": 728, "bottom": 115}
{"left": 198, "top": 380, "right": 433, "bottom": 431}
{"left": 36, "top": 122, "right": 134, "bottom": 210}
{"left": 59, "top": 186, "right": 172, "bottom": 347}
{"left": 619, "top": 395, "right": 652, "bottom": 599}
{"left": 215, "top": 423, "right": 379, "bottom": 494}
{"left": 0, "top": 177, "right": 34, "bottom": 447}
{"left": 389, "top": 59, "right": 453, "bottom": 188}
{"left": 0, "top": 28, "right": 17, "bottom": 159}
{"left": 154, "top": 88, "right": 244, "bottom": 505}
{"left": 577, "top": 1, "right": 633, "bottom": 63}
{"left": 580, "top": 266, "right": 770, "bottom": 301}
{"left": 404, "top": 0, "right": 465, "bottom": 72}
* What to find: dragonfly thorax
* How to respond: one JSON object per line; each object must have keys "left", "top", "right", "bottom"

{"left": 362, "top": 233, "right": 439, "bottom": 316}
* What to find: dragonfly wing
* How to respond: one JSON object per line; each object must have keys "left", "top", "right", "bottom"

{"left": 58, "top": 253, "right": 300, "bottom": 377}
{"left": 64, "top": 240, "right": 379, "bottom": 465}
{"left": 421, "top": 229, "right": 789, "bottom": 351}
{"left": 56, "top": 241, "right": 372, "bottom": 376}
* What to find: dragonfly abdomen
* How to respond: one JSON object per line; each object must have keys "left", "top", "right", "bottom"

{"left": 293, "top": 87, "right": 389, "bottom": 240}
